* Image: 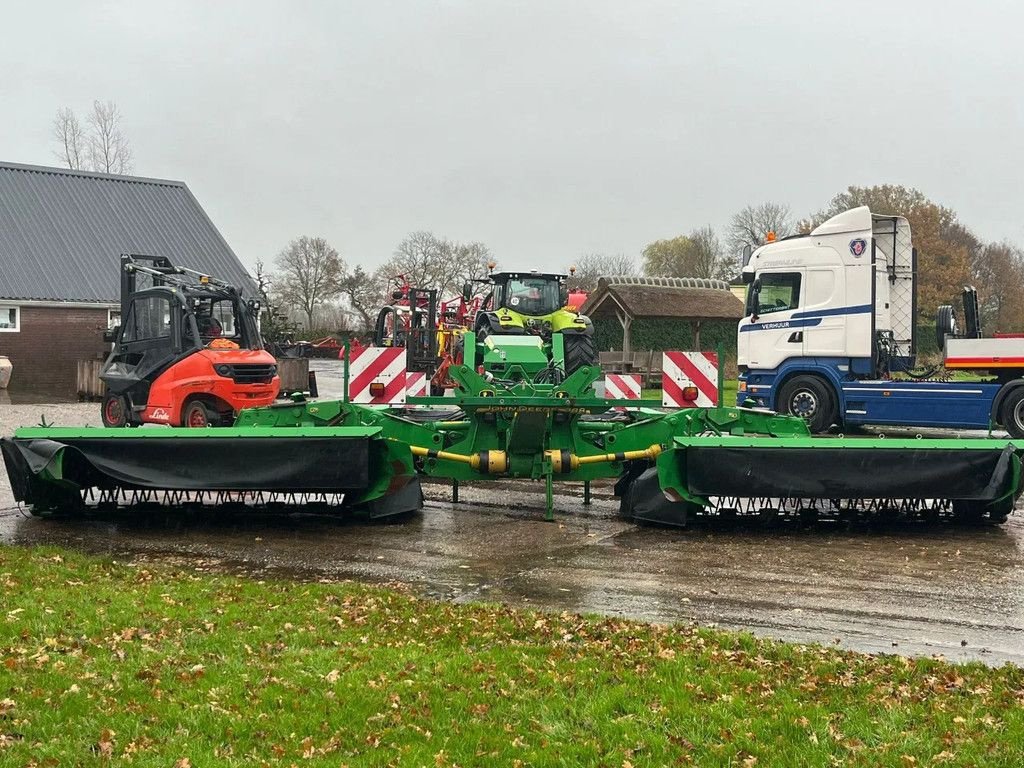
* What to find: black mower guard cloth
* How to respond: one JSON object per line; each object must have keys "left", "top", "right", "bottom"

{"left": 1, "top": 432, "right": 375, "bottom": 497}
{"left": 681, "top": 445, "right": 1021, "bottom": 501}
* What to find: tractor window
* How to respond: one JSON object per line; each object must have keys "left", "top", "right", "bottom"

{"left": 125, "top": 296, "right": 172, "bottom": 341}
{"left": 754, "top": 272, "right": 801, "bottom": 315}
{"left": 503, "top": 278, "right": 561, "bottom": 315}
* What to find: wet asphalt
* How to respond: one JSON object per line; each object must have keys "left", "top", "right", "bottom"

{"left": 2, "top": 398, "right": 1023, "bottom": 667}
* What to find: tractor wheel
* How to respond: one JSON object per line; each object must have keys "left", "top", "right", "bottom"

{"left": 563, "top": 333, "right": 598, "bottom": 377}
{"left": 777, "top": 375, "right": 836, "bottom": 434}
{"left": 182, "top": 400, "right": 217, "bottom": 428}
{"left": 101, "top": 392, "right": 128, "bottom": 428}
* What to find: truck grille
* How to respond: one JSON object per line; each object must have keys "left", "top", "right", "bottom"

{"left": 227, "top": 364, "right": 276, "bottom": 384}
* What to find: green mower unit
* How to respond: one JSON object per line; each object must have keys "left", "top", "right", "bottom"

{"left": 3, "top": 331, "right": 1021, "bottom": 526}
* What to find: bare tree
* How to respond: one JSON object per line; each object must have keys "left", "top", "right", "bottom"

{"left": 384, "top": 232, "right": 492, "bottom": 295}
{"left": 689, "top": 225, "right": 729, "bottom": 279}
{"left": 727, "top": 202, "right": 793, "bottom": 256}
{"left": 86, "top": 100, "right": 133, "bottom": 174}
{"left": 642, "top": 226, "right": 728, "bottom": 279}
{"left": 567, "top": 252, "right": 637, "bottom": 291}
{"left": 274, "top": 236, "right": 345, "bottom": 328}
{"left": 51, "top": 101, "right": 134, "bottom": 174}
{"left": 52, "top": 108, "right": 85, "bottom": 169}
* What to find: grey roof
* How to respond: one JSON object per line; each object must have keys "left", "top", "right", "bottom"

{"left": 0, "top": 161, "right": 256, "bottom": 303}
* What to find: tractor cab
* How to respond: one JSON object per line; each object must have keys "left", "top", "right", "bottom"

{"left": 101, "top": 254, "right": 279, "bottom": 427}
{"left": 489, "top": 272, "right": 568, "bottom": 318}
{"left": 476, "top": 271, "right": 577, "bottom": 337}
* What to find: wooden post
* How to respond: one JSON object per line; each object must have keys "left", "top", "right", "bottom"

{"left": 275, "top": 358, "right": 310, "bottom": 393}
{"left": 615, "top": 308, "right": 633, "bottom": 357}
{"left": 76, "top": 359, "right": 104, "bottom": 400}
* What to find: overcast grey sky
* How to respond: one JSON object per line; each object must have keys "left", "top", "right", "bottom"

{"left": 1, "top": 1, "right": 1022, "bottom": 273}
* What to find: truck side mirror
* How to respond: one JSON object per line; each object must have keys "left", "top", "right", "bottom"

{"left": 741, "top": 244, "right": 753, "bottom": 268}
{"left": 747, "top": 279, "right": 761, "bottom": 318}
{"left": 462, "top": 282, "right": 472, "bottom": 302}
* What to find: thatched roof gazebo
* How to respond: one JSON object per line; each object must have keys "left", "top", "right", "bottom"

{"left": 581, "top": 276, "right": 744, "bottom": 354}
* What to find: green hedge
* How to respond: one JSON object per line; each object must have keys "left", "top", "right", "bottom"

{"left": 593, "top": 317, "right": 738, "bottom": 354}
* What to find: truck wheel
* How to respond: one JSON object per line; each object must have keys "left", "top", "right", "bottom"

{"left": 777, "top": 375, "right": 836, "bottom": 434}
{"left": 182, "top": 401, "right": 216, "bottom": 428}
{"left": 1000, "top": 389, "right": 1024, "bottom": 439}
{"left": 563, "top": 333, "right": 598, "bottom": 377}
{"left": 101, "top": 393, "right": 128, "bottom": 428}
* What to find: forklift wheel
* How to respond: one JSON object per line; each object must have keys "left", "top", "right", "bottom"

{"left": 183, "top": 401, "right": 216, "bottom": 428}
{"left": 101, "top": 393, "right": 128, "bottom": 428}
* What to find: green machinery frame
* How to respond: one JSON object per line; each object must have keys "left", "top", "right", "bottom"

{"left": 3, "top": 334, "right": 1022, "bottom": 524}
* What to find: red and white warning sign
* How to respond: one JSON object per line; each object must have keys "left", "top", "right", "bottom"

{"left": 604, "top": 373, "right": 641, "bottom": 401}
{"left": 662, "top": 351, "right": 719, "bottom": 408}
{"left": 405, "top": 371, "right": 428, "bottom": 398}
{"left": 347, "top": 346, "right": 407, "bottom": 404}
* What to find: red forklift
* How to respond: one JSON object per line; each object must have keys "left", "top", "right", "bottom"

{"left": 100, "top": 254, "right": 280, "bottom": 427}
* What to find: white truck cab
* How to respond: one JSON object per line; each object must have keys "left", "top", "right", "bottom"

{"left": 737, "top": 207, "right": 1024, "bottom": 436}
{"left": 739, "top": 206, "right": 914, "bottom": 374}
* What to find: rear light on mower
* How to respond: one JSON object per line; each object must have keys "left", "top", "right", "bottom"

{"left": 369, "top": 382, "right": 386, "bottom": 397}
{"left": 683, "top": 386, "right": 698, "bottom": 401}
{"left": 215, "top": 364, "right": 232, "bottom": 377}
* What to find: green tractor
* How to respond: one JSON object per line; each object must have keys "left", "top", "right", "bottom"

{"left": 464, "top": 270, "right": 599, "bottom": 383}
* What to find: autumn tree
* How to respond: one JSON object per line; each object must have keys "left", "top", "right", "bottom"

{"left": 972, "top": 242, "right": 1024, "bottom": 334}
{"left": 808, "top": 185, "right": 974, "bottom": 318}
{"left": 642, "top": 226, "right": 729, "bottom": 279}
{"left": 384, "top": 232, "right": 492, "bottom": 295}
{"left": 274, "top": 236, "right": 345, "bottom": 328}
{"left": 727, "top": 202, "right": 793, "bottom": 255}
{"left": 567, "top": 252, "right": 638, "bottom": 292}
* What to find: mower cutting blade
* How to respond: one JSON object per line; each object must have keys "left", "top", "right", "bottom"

{"left": 1, "top": 426, "right": 421, "bottom": 518}
{"left": 619, "top": 437, "right": 1024, "bottom": 527}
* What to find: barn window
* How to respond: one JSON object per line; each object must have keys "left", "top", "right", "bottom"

{"left": 0, "top": 305, "right": 19, "bottom": 332}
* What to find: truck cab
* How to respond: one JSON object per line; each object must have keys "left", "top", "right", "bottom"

{"left": 737, "top": 207, "right": 1024, "bottom": 435}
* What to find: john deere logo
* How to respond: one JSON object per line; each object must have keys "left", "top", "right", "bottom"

{"left": 849, "top": 238, "right": 867, "bottom": 257}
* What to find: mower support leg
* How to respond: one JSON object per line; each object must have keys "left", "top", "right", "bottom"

{"left": 545, "top": 470, "right": 554, "bottom": 522}
{"left": 583, "top": 480, "right": 591, "bottom": 506}
{"left": 452, "top": 478, "right": 460, "bottom": 503}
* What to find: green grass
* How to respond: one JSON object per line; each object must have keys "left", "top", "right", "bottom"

{"left": 2, "top": 546, "right": 1023, "bottom": 766}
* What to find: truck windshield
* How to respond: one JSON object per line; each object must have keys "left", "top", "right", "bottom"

{"left": 502, "top": 278, "right": 562, "bottom": 315}
{"left": 749, "top": 272, "right": 801, "bottom": 315}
